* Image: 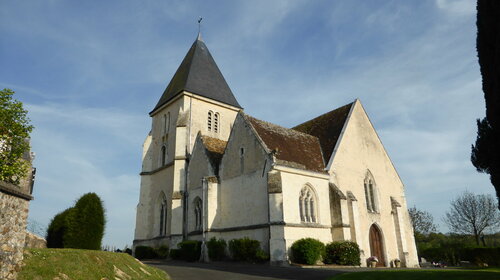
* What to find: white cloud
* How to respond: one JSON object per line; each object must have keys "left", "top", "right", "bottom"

{"left": 436, "top": 0, "right": 476, "bottom": 17}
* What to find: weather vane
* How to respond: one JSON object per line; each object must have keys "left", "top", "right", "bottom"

{"left": 198, "top": 17, "right": 203, "bottom": 34}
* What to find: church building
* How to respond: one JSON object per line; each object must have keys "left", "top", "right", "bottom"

{"left": 133, "top": 34, "right": 419, "bottom": 267}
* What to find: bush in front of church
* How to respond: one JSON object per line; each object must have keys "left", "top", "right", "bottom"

{"left": 324, "top": 241, "right": 361, "bottom": 266}
{"left": 229, "top": 237, "right": 261, "bottom": 262}
{"left": 291, "top": 238, "right": 325, "bottom": 265}
{"left": 207, "top": 237, "right": 226, "bottom": 261}
{"left": 178, "top": 240, "right": 202, "bottom": 261}
{"left": 134, "top": 246, "right": 158, "bottom": 260}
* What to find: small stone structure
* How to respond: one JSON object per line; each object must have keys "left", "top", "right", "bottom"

{"left": 0, "top": 161, "right": 35, "bottom": 279}
{"left": 24, "top": 231, "right": 47, "bottom": 249}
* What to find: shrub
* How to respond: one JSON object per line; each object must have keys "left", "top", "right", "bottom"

{"left": 255, "top": 248, "right": 270, "bottom": 263}
{"left": 64, "top": 193, "right": 106, "bottom": 250}
{"left": 229, "top": 237, "right": 261, "bottom": 262}
{"left": 207, "top": 237, "right": 226, "bottom": 261}
{"left": 463, "top": 247, "right": 500, "bottom": 266}
{"left": 170, "top": 248, "right": 181, "bottom": 260}
{"left": 324, "top": 241, "right": 361, "bottom": 265}
{"left": 156, "top": 245, "right": 170, "bottom": 259}
{"left": 179, "top": 240, "right": 202, "bottom": 261}
{"left": 46, "top": 208, "right": 71, "bottom": 248}
{"left": 291, "top": 238, "right": 325, "bottom": 265}
{"left": 134, "top": 246, "right": 158, "bottom": 260}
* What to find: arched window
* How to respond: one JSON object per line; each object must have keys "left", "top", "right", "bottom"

{"left": 159, "top": 195, "right": 167, "bottom": 236}
{"left": 161, "top": 145, "right": 167, "bottom": 166}
{"left": 364, "top": 171, "right": 377, "bottom": 212}
{"left": 214, "top": 113, "right": 220, "bottom": 133}
{"left": 208, "top": 111, "right": 213, "bottom": 131}
{"left": 194, "top": 197, "right": 203, "bottom": 231}
{"left": 299, "top": 185, "right": 318, "bottom": 223}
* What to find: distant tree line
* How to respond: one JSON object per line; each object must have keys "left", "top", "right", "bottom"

{"left": 409, "top": 191, "right": 500, "bottom": 265}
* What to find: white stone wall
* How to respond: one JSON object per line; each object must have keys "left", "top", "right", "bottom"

{"left": 329, "top": 100, "right": 419, "bottom": 267}
{"left": 217, "top": 114, "right": 271, "bottom": 229}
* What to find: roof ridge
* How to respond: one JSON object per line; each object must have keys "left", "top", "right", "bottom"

{"left": 245, "top": 113, "right": 320, "bottom": 140}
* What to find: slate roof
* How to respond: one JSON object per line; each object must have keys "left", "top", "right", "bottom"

{"left": 200, "top": 136, "right": 227, "bottom": 174}
{"left": 293, "top": 102, "right": 354, "bottom": 163}
{"left": 246, "top": 114, "right": 326, "bottom": 173}
{"left": 151, "top": 37, "right": 241, "bottom": 115}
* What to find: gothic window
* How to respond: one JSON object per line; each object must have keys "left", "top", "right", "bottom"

{"left": 364, "top": 172, "right": 378, "bottom": 212}
{"left": 299, "top": 185, "right": 318, "bottom": 223}
{"left": 208, "top": 111, "right": 213, "bottom": 131}
{"left": 159, "top": 196, "right": 167, "bottom": 236}
{"left": 194, "top": 197, "right": 203, "bottom": 231}
{"left": 214, "top": 113, "right": 220, "bottom": 133}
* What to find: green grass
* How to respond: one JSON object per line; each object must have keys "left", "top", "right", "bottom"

{"left": 327, "top": 268, "right": 500, "bottom": 280}
{"left": 18, "top": 248, "right": 169, "bottom": 280}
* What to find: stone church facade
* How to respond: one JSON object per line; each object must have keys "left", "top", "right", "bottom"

{"left": 134, "top": 35, "right": 419, "bottom": 267}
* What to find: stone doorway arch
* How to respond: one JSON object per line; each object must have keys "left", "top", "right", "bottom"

{"left": 369, "top": 224, "right": 386, "bottom": 267}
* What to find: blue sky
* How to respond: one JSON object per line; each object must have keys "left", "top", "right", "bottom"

{"left": 1, "top": 0, "right": 493, "bottom": 248}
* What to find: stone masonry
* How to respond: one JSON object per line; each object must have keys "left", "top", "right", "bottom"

{"left": 0, "top": 180, "right": 33, "bottom": 280}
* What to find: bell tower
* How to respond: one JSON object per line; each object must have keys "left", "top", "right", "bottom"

{"left": 134, "top": 34, "right": 241, "bottom": 249}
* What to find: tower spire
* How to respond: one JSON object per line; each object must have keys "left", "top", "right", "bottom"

{"left": 197, "top": 17, "right": 203, "bottom": 41}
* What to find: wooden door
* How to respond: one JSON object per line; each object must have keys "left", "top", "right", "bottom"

{"left": 369, "top": 224, "right": 385, "bottom": 267}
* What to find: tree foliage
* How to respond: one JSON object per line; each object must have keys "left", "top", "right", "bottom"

{"left": 408, "top": 206, "right": 437, "bottom": 236}
{"left": 0, "top": 88, "right": 34, "bottom": 184}
{"left": 475, "top": 0, "right": 500, "bottom": 208}
{"left": 443, "top": 191, "right": 500, "bottom": 245}
{"left": 45, "top": 192, "right": 106, "bottom": 250}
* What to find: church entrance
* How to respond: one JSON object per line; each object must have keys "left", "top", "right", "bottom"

{"left": 369, "top": 224, "right": 385, "bottom": 267}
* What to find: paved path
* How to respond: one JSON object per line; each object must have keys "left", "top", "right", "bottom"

{"left": 146, "top": 260, "right": 346, "bottom": 280}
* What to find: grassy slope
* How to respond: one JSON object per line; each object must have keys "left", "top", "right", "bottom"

{"left": 328, "top": 268, "right": 500, "bottom": 280}
{"left": 18, "top": 248, "right": 169, "bottom": 280}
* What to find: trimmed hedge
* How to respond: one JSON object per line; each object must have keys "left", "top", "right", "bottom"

{"left": 64, "top": 193, "right": 106, "bottom": 250}
{"left": 207, "top": 237, "right": 226, "bottom": 261}
{"left": 291, "top": 238, "right": 325, "bottom": 265}
{"left": 179, "top": 240, "right": 202, "bottom": 262}
{"left": 134, "top": 246, "right": 158, "bottom": 260}
{"left": 169, "top": 248, "right": 181, "bottom": 260}
{"left": 157, "top": 245, "right": 170, "bottom": 259}
{"left": 45, "top": 192, "right": 106, "bottom": 250}
{"left": 229, "top": 237, "right": 261, "bottom": 262}
{"left": 324, "top": 241, "right": 361, "bottom": 265}
{"left": 46, "top": 208, "right": 71, "bottom": 248}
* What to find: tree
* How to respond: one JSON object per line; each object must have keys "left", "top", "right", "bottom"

{"left": 0, "top": 88, "right": 34, "bottom": 185}
{"left": 443, "top": 191, "right": 500, "bottom": 245}
{"left": 408, "top": 206, "right": 437, "bottom": 236}
{"left": 64, "top": 192, "right": 106, "bottom": 250}
{"left": 474, "top": 0, "right": 500, "bottom": 209}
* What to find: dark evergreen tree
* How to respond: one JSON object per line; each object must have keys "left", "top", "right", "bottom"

{"left": 474, "top": 0, "right": 500, "bottom": 208}
{"left": 64, "top": 192, "right": 106, "bottom": 250}
{"left": 46, "top": 208, "right": 72, "bottom": 248}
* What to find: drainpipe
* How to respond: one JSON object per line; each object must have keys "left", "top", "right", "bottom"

{"left": 199, "top": 177, "right": 208, "bottom": 262}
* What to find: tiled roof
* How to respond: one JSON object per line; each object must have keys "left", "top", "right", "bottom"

{"left": 151, "top": 37, "right": 241, "bottom": 114}
{"left": 201, "top": 136, "right": 227, "bottom": 173}
{"left": 293, "top": 102, "right": 354, "bottom": 163}
{"left": 246, "top": 114, "right": 326, "bottom": 173}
